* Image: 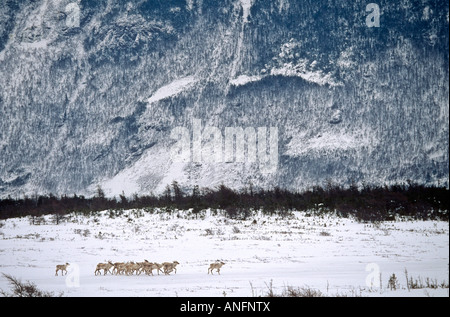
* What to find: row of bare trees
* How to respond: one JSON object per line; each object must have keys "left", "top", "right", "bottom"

{"left": 1, "top": 181, "right": 448, "bottom": 221}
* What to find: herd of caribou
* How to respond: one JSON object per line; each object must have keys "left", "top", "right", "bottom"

{"left": 55, "top": 260, "right": 226, "bottom": 276}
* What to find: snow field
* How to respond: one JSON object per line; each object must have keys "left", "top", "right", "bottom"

{"left": 0, "top": 209, "right": 448, "bottom": 297}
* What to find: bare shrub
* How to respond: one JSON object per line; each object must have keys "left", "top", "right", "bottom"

{"left": 0, "top": 273, "right": 62, "bottom": 297}
{"left": 203, "top": 228, "right": 224, "bottom": 236}
{"left": 29, "top": 216, "right": 46, "bottom": 225}
{"left": 204, "top": 228, "right": 214, "bottom": 236}
{"left": 283, "top": 286, "right": 325, "bottom": 297}
{"left": 232, "top": 226, "right": 241, "bottom": 234}
{"left": 262, "top": 280, "right": 324, "bottom": 297}
{"left": 388, "top": 273, "right": 399, "bottom": 290}
{"left": 405, "top": 269, "right": 449, "bottom": 290}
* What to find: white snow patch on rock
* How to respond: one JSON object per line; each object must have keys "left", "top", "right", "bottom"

{"left": 147, "top": 76, "right": 197, "bottom": 104}
{"left": 270, "top": 62, "right": 340, "bottom": 87}
{"left": 229, "top": 74, "right": 262, "bottom": 87}
{"left": 286, "top": 131, "right": 377, "bottom": 156}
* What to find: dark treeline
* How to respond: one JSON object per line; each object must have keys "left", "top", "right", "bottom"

{"left": 0, "top": 181, "right": 448, "bottom": 222}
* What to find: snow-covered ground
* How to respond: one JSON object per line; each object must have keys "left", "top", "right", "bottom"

{"left": 0, "top": 209, "right": 448, "bottom": 297}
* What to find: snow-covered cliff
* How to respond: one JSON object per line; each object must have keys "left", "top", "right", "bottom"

{"left": 0, "top": 0, "right": 448, "bottom": 197}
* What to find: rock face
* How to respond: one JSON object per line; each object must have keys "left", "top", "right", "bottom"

{"left": 0, "top": 0, "right": 448, "bottom": 197}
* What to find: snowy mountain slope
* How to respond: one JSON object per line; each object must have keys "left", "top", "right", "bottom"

{"left": 0, "top": 0, "right": 448, "bottom": 198}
